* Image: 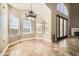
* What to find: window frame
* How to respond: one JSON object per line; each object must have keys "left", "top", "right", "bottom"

{"left": 56, "top": 15, "right": 68, "bottom": 40}
{"left": 9, "top": 14, "right": 20, "bottom": 29}
{"left": 22, "top": 19, "right": 32, "bottom": 34}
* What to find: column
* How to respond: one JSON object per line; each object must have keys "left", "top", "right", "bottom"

{"left": 0, "top": 3, "right": 8, "bottom": 52}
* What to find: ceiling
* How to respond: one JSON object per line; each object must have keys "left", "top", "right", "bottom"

{"left": 8, "top": 3, "right": 51, "bottom": 19}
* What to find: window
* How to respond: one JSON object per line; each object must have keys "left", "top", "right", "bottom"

{"left": 57, "top": 3, "right": 68, "bottom": 16}
{"left": 10, "top": 15, "right": 20, "bottom": 29}
{"left": 23, "top": 20, "right": 32, "bottom": 33}
{"left": 36, "top": 20, "right": 43, "bottom": 34}
{"left": 9, "top": 14, "right": 20, "bottom": 36}
{"left": 64, "top": 19, "right": 67, "bottom": 36}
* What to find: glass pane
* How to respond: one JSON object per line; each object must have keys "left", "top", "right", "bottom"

{"left": 9, "top": 15, "right": 20, "bottom": 36}
{"left": 64, "top": 19, "right": 67, "bottom": 36}
{"left": 23, "top": 20, "right": 32, "bottom": 33}
{"left": 60, "top": 18, "right": 63, "bottom": 37}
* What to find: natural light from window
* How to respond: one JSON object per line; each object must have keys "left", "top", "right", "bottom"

{"left": 57, "top": 3, "right": 68, "bottom": 16}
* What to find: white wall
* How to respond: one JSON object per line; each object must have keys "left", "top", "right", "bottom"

{"left": 0, "top": 3, "right": 8, "bottom": 52}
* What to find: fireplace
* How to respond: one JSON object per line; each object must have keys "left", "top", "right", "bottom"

{"left": 74, "top": 32, "right": 79, "bottom": 36}
{"left": 71, "top": 28, "right": 79, "bottom": 36}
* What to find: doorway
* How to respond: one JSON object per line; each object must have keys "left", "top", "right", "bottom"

{"left": 56, "top": 15, "right": 68, "bottom": 41}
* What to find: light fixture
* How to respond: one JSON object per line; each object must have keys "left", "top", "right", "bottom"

{"left": 25, "top": 3, "right": 36, "bottom": 20}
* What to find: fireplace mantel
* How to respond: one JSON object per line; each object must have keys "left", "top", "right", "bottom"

{"left": 71, "top": 28, "right": 79, "bottom": 36}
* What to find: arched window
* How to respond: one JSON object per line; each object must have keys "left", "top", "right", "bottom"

{"left": 57, "top": 3, "right": 68, "bottom": 16}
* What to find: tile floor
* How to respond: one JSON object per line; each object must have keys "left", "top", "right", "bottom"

{"left": 4, "top": 37, "right": 79, "bottom": 56}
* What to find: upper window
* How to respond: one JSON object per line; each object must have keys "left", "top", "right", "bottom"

{"left": 57, "top": 3, "right": 68, "bottom": 16}
{"left": 10, "top": 15, "right": 20, "bottom": 29}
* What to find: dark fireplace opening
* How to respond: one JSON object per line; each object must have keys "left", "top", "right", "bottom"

{"left": 74, "top": 32, "right": 79, "bottom": 37}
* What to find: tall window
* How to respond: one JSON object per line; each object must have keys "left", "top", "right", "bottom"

{"left": 9, "top": 14, "right": 20, "bottom": 36}
{"left": 64, "top": 19, "right": 67, "bottom": 36}
{"left": 57, "top": 3, "right": 68, "bottom": 16}
{"left": 23, "top": 20, "right": 32, "bottom": 33}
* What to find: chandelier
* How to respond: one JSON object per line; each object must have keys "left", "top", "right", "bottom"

{"left": 25, "top": 3, "right": 36, "bottom": 20}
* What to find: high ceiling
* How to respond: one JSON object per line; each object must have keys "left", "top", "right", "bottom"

{"left": 8, "top": 3, "right": 51, "bottom": 19}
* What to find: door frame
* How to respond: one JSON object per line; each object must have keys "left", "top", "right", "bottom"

{"left": 56, "top": 15, "right": 68, "bottom": 41}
